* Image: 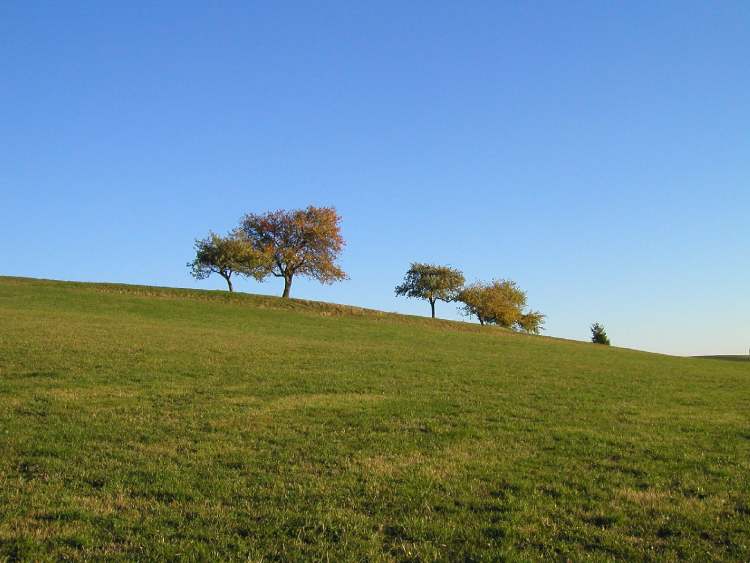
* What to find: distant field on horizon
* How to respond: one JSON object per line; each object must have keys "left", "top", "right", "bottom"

{"left": 697, "top": 355, "right": 750, "bottom": 363}
{"left": 1, "top": 276, "right": 748, "bottom": 560}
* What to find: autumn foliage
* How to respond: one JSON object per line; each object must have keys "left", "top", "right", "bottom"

{"left": 189, "top": 206, "right": 346, "bottom": 298}
{"left": 240, "top": 206, "right": 347, "bottom": 298}
{"left": 458, "top": 280, "right": 545, "bottom": 333}
{"left": 189, "top": 206, "right": 546, "bottom": 332}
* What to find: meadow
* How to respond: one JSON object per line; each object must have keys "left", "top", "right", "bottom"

{"left": 0, "top": 276, "right": 748, "bottom": 560}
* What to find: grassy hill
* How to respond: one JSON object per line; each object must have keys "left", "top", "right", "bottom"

{"left": 1, "top": 276, "right": 748, "bottom": 561}
{"left": 697, "top": 355, "right": 750, "bottom": 363}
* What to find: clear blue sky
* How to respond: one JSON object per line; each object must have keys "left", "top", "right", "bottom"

{"left": 2, "top": 2, "right": 748, "bottom": 356}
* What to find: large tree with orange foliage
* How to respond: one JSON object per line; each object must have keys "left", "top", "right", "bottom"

{"left": 239, "top": 206, "right": 346, "bottom": 298}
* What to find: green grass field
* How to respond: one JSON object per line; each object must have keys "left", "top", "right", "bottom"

{"left": 1, "top": 276, "right": 749, "bottom": 561}
{"left": 697, "top": 356, "right": 750, "bottom": 363}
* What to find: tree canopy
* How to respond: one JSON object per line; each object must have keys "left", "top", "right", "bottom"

{"left": 394, "top": 263, "right": 465, "bottom": 318}
{"left": 189, "top": 207, "right": 551, "bottom": 337}
{"left": 458, "top": 279, "right": 545, "bottom": 333}
{"left": 239, "top": 206, "right": 346, "bottom": 298}
{"left": 187, "top": 231, "right": 268, "bottom": 292}
{"left": 591, "top": 322, "right": 611, "bottom": 345}
{"left": 517, "top": 310, "right": 546, "bottom": 335}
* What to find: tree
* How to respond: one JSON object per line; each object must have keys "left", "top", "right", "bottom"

{"left": 591, "top": 322, "right": 610, "bottom": 345}
{"left": 239, "top": 206, "right": 346, "bottom": 298}
{"left": 188, "top": 231, "right": 268, "bottom": 292}
{"left": 517, "top": 310, "right": 546, "bottom": 335}
{"left": 394, "top": 263, "right": 465, "bottom": 318}
{"left": 457, "top": 282, "right": 489, "bottom": 325}
{"left": 458, "top": 279, "right": 545, "bottom": 333}
{"left": 458, "top": 280, "right": 523, "bottom": 326}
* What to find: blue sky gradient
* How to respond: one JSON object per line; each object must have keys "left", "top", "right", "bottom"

{"left": 2, "top": 2, "right": 748, "bottom": 355}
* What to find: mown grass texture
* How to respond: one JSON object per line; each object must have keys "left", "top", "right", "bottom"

{"left": 0, "top": 277, "right": 749, "bottom": 560}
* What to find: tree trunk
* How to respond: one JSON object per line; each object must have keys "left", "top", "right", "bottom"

{"left": 430, "top": 299, "right": 436, "bottom": 319}
{"left": 223, "top": 274, "right": 233, "bottom": 292}
{"left": 282, "top": 275, "right": 292, "bottom": 298}
{"left": 478, "top": 316, "right": 484, "bottom": 326}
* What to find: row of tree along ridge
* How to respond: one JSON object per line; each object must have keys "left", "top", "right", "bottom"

{"left": 188, "top": 206, "right": 614, "bottom": 341}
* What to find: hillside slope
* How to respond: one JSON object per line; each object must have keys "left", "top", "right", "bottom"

{"left": 1, "top": 277, "right": 748, "bottom": 560}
